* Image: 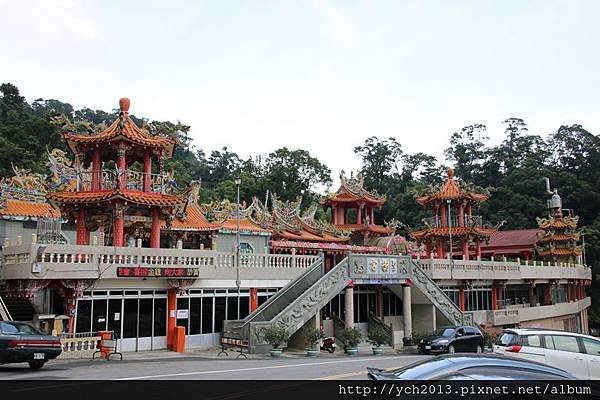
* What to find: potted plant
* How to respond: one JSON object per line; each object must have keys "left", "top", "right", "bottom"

{"left": 262, "top": 325, "right": 289, "bottom": 357}
{"left": 367, "top": 326, "right": 388, "bottom": 355}
{"left": 303, "top": 326, "right": 323, "bottom": 357}
{"left": 340, "top": 327, "right": 362, "bottom": 356}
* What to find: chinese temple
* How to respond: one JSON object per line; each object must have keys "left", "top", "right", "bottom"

{"left": 410, "top": 168, "right": 499, "bottom": 260}
{"left": 536, "top": 187, "right": 582, "bottom": 264}
{"left": 46, "top": 98, "right": 192, "bottom": 249}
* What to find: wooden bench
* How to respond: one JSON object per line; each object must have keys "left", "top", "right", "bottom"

{"left": 218, "top": 334, "right": 248, "bottom": 359}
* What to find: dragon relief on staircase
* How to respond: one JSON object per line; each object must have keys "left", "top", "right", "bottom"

{"left": 252, "top": 262, "right": 350, "bottom": 343}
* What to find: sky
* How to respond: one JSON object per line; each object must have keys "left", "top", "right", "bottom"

{"left": 1, "top": 0, "right": 599, "bottom": 189}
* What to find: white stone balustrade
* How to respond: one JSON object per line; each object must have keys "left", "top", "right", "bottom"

{"left": 57, "top": 335, "right": 101, "bottom": 359}
{"left": 0, "top": 243, "right": 320, "bottom": 281}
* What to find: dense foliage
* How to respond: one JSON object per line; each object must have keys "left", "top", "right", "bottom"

{"left": 0, "top": 83, "right": 598, "bottom": 318}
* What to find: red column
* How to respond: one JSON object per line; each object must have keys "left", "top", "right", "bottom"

{"left": 113, "top": 204, "right": 124, "bottom": 247}
{"left": 332, "top": 205, "right": 337, "bottom": 225}
{"left": 250, "top": 288, "right": 258, "bottom": 312}
{"left": 458, "top": 286, "right": 465, "bottom": 311}
{"left": 491, "top": 285, "right": 498, "bottom": 310}
{"left": 440, "top": 204, "right": 447, "bottom": 227}
{"left": 370, "top": 207, "right": 374, "bottom": 224}
{"left": 76, "top": 208, "right": 88, "bottom": 245}
{"left": 458, "top": 203, "right": 465, "bottom": 227}
{"left": 436, "top": 239, "right": 444, "bottom": 259}
{"left": 92, "top": 148, "right": 101, "bottom": 190}
{"left": 167, "top": 288, "right": 177, "bottom": 350}
{"left": 425, "top": 242, "right": 432, "bottom": 258}
{"left": 143, "top": 151, "right": 152, "bottom": 192}
{"left": 462, "top": 239, "right": 469, "bottom": 260}
{"left": 476, "top": 241, "right": 482, "bottom": 260}
{"left": 357, "top": 203, "right": 363, "bottom": 224}
{"left": 151, "top": 208, "right": 160, "bottom": 248}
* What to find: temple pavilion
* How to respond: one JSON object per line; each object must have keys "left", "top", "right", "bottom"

{"left": 46, "top": 98, "right": 192, "bottom": 249}
{"left": 410, "top": 168, "right": 498, "bottom": 260}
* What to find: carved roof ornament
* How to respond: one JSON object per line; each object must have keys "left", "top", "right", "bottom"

{"left": 324, "top": 170, "right": 386, "bottom": 205}
{"left": 0, "top": 163, "right": 49, "bottom": 206}
{"left": 415, "top": 167, "right": 492, "bottom": 205}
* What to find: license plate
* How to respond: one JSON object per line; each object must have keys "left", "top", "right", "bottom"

{"left": 425, "top": 345, "right": 431, "bottom": 350}
{"left": 33, "top": 353, "right": 45, "bottom": 360}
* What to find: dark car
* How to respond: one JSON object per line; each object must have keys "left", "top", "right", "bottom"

{"left": 367, "top": 354, "right": 577, "bottom": 380}
{"left": 418, "top": 325, "right": 484, "bottom": 354}
{"left": 0, "top": 321, "right": 62, "bottom": 369}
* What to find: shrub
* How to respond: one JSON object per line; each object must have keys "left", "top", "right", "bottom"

{"left": 340, "top": 327, "right": 362, "bottom": 348}
{"left": 262, "top": 325, "right": 289, "bottom": 349}
{"left": 303, "top": 326, "right": 323, "bottom": 348}
{"left": 367, "top": 326, "right": 389, "bottom": 347}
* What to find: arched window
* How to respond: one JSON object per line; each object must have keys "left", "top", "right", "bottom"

{"left": 239, "top": 242, "right": 254, "bottom": 254}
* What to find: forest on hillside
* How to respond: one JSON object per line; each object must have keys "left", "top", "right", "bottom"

{"left": 1, "top": 82, "right": 598, "bottom": 322}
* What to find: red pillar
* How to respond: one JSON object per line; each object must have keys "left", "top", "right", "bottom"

{"left": 491, "top": 284, "right": 498, "bottom": 310}
{"left": 76, "top": 208, "right": 88, "bottom": 245}
{"left": 357, "top": 203, "right": 363, "bottom": 224}
{"left": 436, "top": 239, "right": 444, "bottom": 259}
{"left": 143, "top": 151, "right": 152, "bottom": 192}
{"left": 370, "top": 207, "right": 374, "bottom": 224}
{"left": 440, "top": 204, "right": 447, "bottom": 227}
{"left": 167, "top": 288, "right": 177, "bottom": 350}
{"left": 476, "top": 241, "right": 482, "bottom": 260}
{"left": 462, "top": 238, "right": 469, "bottom": 260}
{"left": 92, "top": 148, "right": 101, "bottom": 191}
{"left": 151, "top": 208, "right": 160, "bottom": 248}
{"left": 113, "top": 204, "right": 124, "bottom": 247}
{"left": 425, "top": 242, "right": 432, "bottom": 258}
{"left": 458, "top": 286, "right": 465, "bottom": 311}
{"left": 332, "top": 205, "right": 337, "bottom": 225}
{"left": 458, "top": 203, "right": 465, "bottom": 227}
{"left": 250, "top": 288, "right": 258, "bottom": 312}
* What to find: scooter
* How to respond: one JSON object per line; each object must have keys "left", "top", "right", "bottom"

{"left": 320, "top": 336, "right": 336, "bottom": 353}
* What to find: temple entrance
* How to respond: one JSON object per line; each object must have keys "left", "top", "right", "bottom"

{"left": 75, "top": 290, "right": 167, "bottom": 352}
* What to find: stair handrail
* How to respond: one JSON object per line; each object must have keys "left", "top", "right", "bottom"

{"left": 368, "top": 311, "right": 393, "bottom": 346}
{"left": 0, "top": 295, "right": 13, "bottom": 321}
{"left": 224, "top": 253, "right": 325, "bottom": 338}
{"left": 408, "top": 258, "right": 474, "bottom": 326}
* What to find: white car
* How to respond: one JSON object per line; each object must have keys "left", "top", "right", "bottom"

{"left": 493, "top": 328, "right": 600, "bottom": 379}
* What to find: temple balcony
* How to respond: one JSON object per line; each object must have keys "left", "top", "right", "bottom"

{"left": 416, "top": 258, "right": 591, "bottom": 282}
{"left": 421, "top": 215, "right": 483, "bottom": 228}
{"left": 0, "top": 243, "right": 320, "bottom": 282}
{"left": 487, "top": 297, "right": 591, "bottom": 325}
{"left": 77, "top": 169, "right": 171, "bottom": 193}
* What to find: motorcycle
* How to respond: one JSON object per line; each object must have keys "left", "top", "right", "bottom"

{"left": 320, "top": 336, "right": 336, "bottom": 353}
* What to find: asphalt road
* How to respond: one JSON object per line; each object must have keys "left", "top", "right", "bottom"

{"left": 0, "top": 354, "right": 429, "bottom": 380}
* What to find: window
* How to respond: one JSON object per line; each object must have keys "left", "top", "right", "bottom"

{"left": 239, "top": 242, "right": 254, "bottom": 254}
{"left": 76, "top": 300, "right": 92, "bottom": 333}
{"left": 496, "top": 332, "right": 518, "bottom": 346}
{"left": 154, "top": 298, "right": 167, "bottom": 336}
{"left": 546, "top": 335, "right": 580, "bottom": 353}
{"left": 522, "top": 335, "right": 542, "bottom": 348}
{"left": 582, "top": 338, "right": 600, "bottom": 356}
{"left": 201, "top": 297, "right": 213, "bottom": 334}
{"left": 0, "top": 322, "right": 19, "bottom": 334}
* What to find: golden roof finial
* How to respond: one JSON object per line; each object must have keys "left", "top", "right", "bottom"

{"left": 447, "top": 167, "right": 454, "bottom": 179}
{"left": 119, "top": 97, "right": 131, "bottom": 114}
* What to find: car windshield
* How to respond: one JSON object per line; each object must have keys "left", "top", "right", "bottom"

{"left": 389, "top": 358, "right": 453, "bottom": 380}
{"left": 433, "top": 328, "right": 455, "bottom": 337}
{"left": 6, "top": 322, "right": 42, "bottom": 335}
{"left": 496, "top": 332, "right": 519, "bottom": 346}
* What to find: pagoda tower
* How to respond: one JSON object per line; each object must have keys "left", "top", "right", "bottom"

{"left": 536, "top": 183, "right": 582, "bottom": 263}
{"left": 323, "top": 172, "right": 394, "bottom": 244}
{"left": 46, "top": 98, "right": 189, "bottom": 248}
{"left": 411, "top": 168, "right": 498, "bottom": 260}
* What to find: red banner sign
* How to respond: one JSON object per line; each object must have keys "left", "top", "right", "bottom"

{"left": 116, "top": 267, "right": 200, "bottom": 278}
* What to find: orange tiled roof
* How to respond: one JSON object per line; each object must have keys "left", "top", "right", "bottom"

{"left": 0, "top": 199, "right": 60, "bottom": 219}
{"left": 47, "top": 189, "right": 187, "bottom": 207}
{"left": 537, "top": 247, "right": 582, "bottom": 257}
{"left": 278, "top": 230, "right": 350, "bottom": 243}
{"left": 165, "top": 203, "right": 270, "bottom": 233}
{"left": 537, "top": 216, "right": 579, "bottom": 230}
{"left": 416, "top": 168, "right": 489, "bottom": 205}
{"left": 221, "top": 218, "right": 270, "bottom": 233}
{"left": 63, "top": 98, "right": 175, "bottom": 157}
{"left": 537, "top": 233, "right": 580, "bottom": 243}
{"left": 410, "top": 226, "right": 497, "bottom": 240}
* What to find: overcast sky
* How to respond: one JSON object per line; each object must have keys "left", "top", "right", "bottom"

{"left": 1, "top": 0, "right": 599, "bottom": 188}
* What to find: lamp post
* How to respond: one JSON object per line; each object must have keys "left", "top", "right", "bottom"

{"left": 235, "top": 176, "right": 241, "bottom": 289}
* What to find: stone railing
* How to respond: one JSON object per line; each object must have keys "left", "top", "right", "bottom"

{"left": 77, "top": 169, "right": 169, "bottom": 193}
{"left": 0, "top": 243, "right": 320, "bottom": 281}
{"left": 489, "top": 297, "right": 591, "bottom": 325}
{"left": 57, "top": 333, "right": 101, "bottom": 359}
{"left": 417, "top": 259, "right": 591, "bottom": 281}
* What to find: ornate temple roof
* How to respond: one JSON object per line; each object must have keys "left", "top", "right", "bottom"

{"left": 416, "top": 168, "right": 490, "bottom": 205}
{"left": 410, "top": 226, "right": 498, "bottom": 240}
{"left": 536, "top": 215, "right": 579, "bottom": 230}
{"left": 165, "top": 202, "right": 269, "bottom": 233}
{"left": 46, "top": 189, "right": 189, "bottom": 208}
{"left": 536, "top": 247, "right": 582, "bottom": 257}
{"left": 323, "top": 172, "right": 386, "bottom": 206}
{"left": 63, "top": 98, "right": 176, "bottom": 157}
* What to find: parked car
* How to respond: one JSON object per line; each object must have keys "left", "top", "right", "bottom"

{"left": 493, "top": 328, "right": 600, "bottom": 380}
{"left": 0, "top": 321, "right": 62, "bottom": 369}
{"left": 418, "top": 325, "right": 484, "bottom": 354}
{"left": 367, "top": 354, "right": 576, "bottom": 380}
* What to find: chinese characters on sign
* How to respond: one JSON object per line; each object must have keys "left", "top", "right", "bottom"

{"left": 116, "top": 267, "right": 200, "bottom": 278}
